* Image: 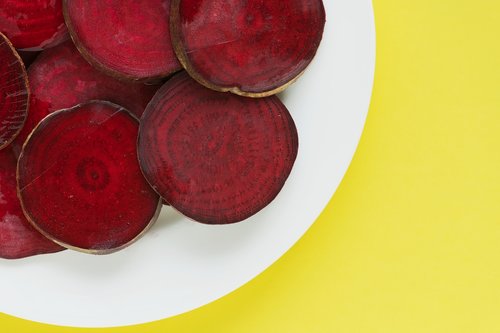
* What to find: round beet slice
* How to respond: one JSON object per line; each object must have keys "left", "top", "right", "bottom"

{"left": 18, "top": 101, "right": 161, "bottom": 254}
{"left": 0, "top": 0, "right": 68, "bottom": 50}
{"left": 63, "top": 0, "right": 181, "bottom": 81}
{"left": 11, "top": 40, "right": 160, "bottom": 156}
{"left": 0, "top": 148, "right": 64, "bottom": 259}
{"left": 170, "top": 0, "right": 326, "bottom": 97}
{"left": 0, "top": 32, "right": 29, "bottom": 151}
{"left": 138, "top": 72, "right": 298, "bottom": 224}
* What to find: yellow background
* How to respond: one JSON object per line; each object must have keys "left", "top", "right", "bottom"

{"left": 2, "top": 0, "right": 500, "bottom": 331}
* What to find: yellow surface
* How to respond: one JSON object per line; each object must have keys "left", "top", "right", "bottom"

{"left": 2, "top": 1, "right": 500, "bottom": 331}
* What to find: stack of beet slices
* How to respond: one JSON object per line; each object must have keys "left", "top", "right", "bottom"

{"left": 0, "top": 0, "right": 326, "bottom": 259}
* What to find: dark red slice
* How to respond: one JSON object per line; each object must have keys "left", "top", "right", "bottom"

{"left": 11, "top": 40, "right": 160, "bottom": 156}
{"left": 0, "top": 148, "right": 64, "bottom": 259}
{"left": 63, "top": 0, "right": 181, "bottom": 81}
{"left": 138, "top": 72, "right": 298, "bottom": 224}
{"left": 0, "top": 32, "right": 29, "bottom": 151}
{"left": 170, "top": 0, "right": 326, "bottom": 97}
{"left": 18, "top": 101, "right": 161, "bottom": 254}
{"left": 0, "top": 0, "right": 68, "bottom": 50}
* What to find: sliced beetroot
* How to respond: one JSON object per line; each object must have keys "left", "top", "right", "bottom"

{"left": 138, "top": 72, "right": 298, "bottom": 224}
{"left": 18, "top": 101, "right": 161, "bottom": 253}
{"left": 0, "top": 148, "right": 64, "bottom": 259}
{"left": 0, "top": 0, "right": 68, "bottom": 50}
{"left": 170, "top": 0, "right": 326, "bottom": 97}
{"left": 0, "top": 32, "right": 29, "bottom": 150}
{"left": 63, "top": 0, "right": 181, "bottom": 81}
{"left": 11, "top": 40, "right": 160, "bottom": 156}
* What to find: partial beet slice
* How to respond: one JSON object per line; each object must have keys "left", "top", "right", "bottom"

{"left": 63, "top": 0, "right": 181, "bottom": 81}
{"left": 0, "top": 32, "right": 29, "bottom": 150}
{"left": 138, "top": 72, "right": 298, "bottom": 224}
{"left": 11, "top": 40, "right": 160, "bottom": 156}
{"left": 170, "top": 0, "right": 326, "bottom": 97}
{"left": 0, "top": 0, "right": 68, "bottom": 50}
{"left": 18, "top": 101, "right": 161, "bottom": 254}
{"left": 0, "top": 148, "right": 64, "bottom": 259}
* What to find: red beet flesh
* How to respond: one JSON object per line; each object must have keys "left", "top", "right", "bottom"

{"left": 11, "top": 41, "right": 159, "bottom": 156}
{"left": 138, "top": 73, "right": 298, "bottom": 224}
{"left": 0, "top": 33, "right": 29, "bottom": 150}
{"left": 63, "top": 0, "right": 181, "bottom": 81}
{"left": 18, "top": 101, "right": 161, "bottom": 253}
{"left": 0, "top": 148, "right": 64, "bottom": 259}
{"left": 0, "top": 0, "right": 68, "bottom": 50}
{"left": 171, "top": 0, "right": 326, "bottom": 96}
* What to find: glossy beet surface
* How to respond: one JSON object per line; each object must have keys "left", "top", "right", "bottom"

{"left": 18, "top": 101, "right": 161, "bottom": 253}
{"left": 63, "top": 0, "right": 181, "bottom": 81}
{"left": 0, "top": 0, "right": 68, "bottom": 50}
{"left": 138, "top": 73, "right": 298, "bottom": 224}
{"left": 0, "top": 149, "right": 64, "bottom": 259}
{"left": 171, "top": 0, "right": 325, "bottom": 96}
{"left": 11, "top": 41, "right": 159, "bottom": 156}
{"left": 0, "top": 33, "right": 29, "bottom": 150}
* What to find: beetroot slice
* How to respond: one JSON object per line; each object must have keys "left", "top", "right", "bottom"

{"left": 11, "top": 40, "right": 160, "bottom": 156}
{"left": 63, "top": 0, "right": 181, "bottom": 81}
{"left": 0, "top": 148, "right": 64, "bottom": 259}
{"left": 18, "top": 101, "right": 161, "bottom": 253}
{"left": 0, "top": 0, "right": 68, "bottom": 50}
{"left": 138, "top": 72, "right": 298, "bottom": 224}
{"left": 170, "top": 0, "right": 326, "bottom": 97}
{"left": 0, "top": 32, "right": 29, "bottom": 150}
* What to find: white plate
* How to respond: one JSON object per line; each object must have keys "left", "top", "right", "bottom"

{"left": 0, "top": 0, "right": 375, "bottom": 327}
